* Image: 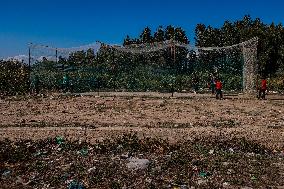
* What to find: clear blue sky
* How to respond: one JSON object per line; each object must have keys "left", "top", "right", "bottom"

{"left": 0, "top": 0, "right": 283, "bottom": 58}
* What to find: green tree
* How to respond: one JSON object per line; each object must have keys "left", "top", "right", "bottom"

{"left": 68, "top": 50, "right": 86, "bottom": 65}
{"left": 140, "top": 26, "right": 153, "bottom": 43}
{"left": 86, "top": 48, "right": 95, "bottom": 64}
{"left": 154, "top": 26, "right": 165, "bottom": 42}
{"left": 123, "top": 35, "right": 132, "bottom": 46}
{"left": 0, "top": 60, "right": 29, "bottom": 95}
{"left": 194, "top": 15, "right": 284, "bottom": 78}
{"left": 175, "top": 27, "right": 189, "bottom": 44}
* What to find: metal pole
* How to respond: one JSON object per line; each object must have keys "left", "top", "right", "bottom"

{"left": 55, "top": 48, "right": 58, "bottom": 63}
{"left": 28, "top": 45, "right": 31, "bottom": 69}
{"left": 112, "top": 47, "right": 116, "bottom": 91}
{"left": 170, "top": 41, "right": 176, "bottom": 97}
{"left": 174, "top": 42, "right": 178, "bottom": 94}
{"left": 28, "top": 43, "right": 31, "bottom": 94}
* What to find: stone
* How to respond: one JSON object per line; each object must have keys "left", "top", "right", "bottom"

{"left": 223, "top": 182, "right": 230, "bottom": 187}
{"left": 126, "top": 158, "right": 150, "bottom": 170}
{"left": 87, "top": 166, "right": 96, "bottom": 173}
{"left": 120, "top": 153, "right": 129, "bottom": 159}
{"left": 209, "top": 149, "right": 214, "bottom": 154}
{"left": 197, "top": 179, "right": 207, "bottom": 185}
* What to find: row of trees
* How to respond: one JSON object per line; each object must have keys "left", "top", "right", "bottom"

{"left": 123, "top": 25, "right": 189, "bottom": 45}
{"left": 93, "top": 26, "right": 194, "bottom": 91}
{"left": 58, "top": 48, "right": 96, "bottom": 66}
{"left": 93, "top": 25, "right": 244, "bottom": 91}
{"left": 195, "top": 15, "right": 284, "bottom": 77}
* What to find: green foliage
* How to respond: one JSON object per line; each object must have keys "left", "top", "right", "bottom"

{"left": 0, "top": 60, "right": 29, "bottom": 95}
{"left": 267, "top": 76, "right": 284, "bottom": 92}
{"left": 195, "top": 15, "right": 284, "bottom": 78}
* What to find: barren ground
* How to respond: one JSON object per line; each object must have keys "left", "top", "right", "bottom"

{"left": 1, "top": 92, "right": 284, "bottom": 150}
{"left": 1, "top": 92, "right": 284, "bottom": 188}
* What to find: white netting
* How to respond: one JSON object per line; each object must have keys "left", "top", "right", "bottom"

{"left": 111, "top": 40, "right": 173, "bottom": 54}
{"left": 29, "top": 42, "right": 101, "bottom": 64}
{"left": 106, "top": 38, "right": 258, "bottom": 93}
{"left": 105, "top": 37, "right": 257, "bottom": 54}
{"left": 30, "top": 38, "right": 258, "bottom": 93}
{"left": 241, "top": 38, "right": 258, "bottom": 93}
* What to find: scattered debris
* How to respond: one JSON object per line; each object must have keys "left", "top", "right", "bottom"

{"left": 0, "top": 134, "right": 283, "bottom": 188}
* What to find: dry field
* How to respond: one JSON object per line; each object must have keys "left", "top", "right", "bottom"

{"left": 1, "top": 92, "right": 284, "bottom": 188}
{"left": 1, "top": 92, "right": 284, "bottom": 149}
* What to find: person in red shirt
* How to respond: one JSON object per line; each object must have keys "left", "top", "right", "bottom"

{"left": 258, "top": 78, "right": 267, "bottom": 99}
{"left": 215, "top": 78, "right": 223, "bottom": 99}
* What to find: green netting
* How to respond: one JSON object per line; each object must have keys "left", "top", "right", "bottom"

{"left": 29, "top": 39, "right": 257, "bottom": 94}
{"left": 30, "top": 53, "right": 243, "bottom": 93}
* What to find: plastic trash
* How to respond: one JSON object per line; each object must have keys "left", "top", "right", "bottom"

{"left": 170, "top": 184, "right": 188, "bottom": 189}
{"left": 68, "top": 180, "right": 85, "bottom": 189}
{"left": 56, "top": 136, "right": 64, "bottom": 145}
{"left": 77, "top": 148, "right": 88, "bottom": 156}
{"left": 179, "top": 184, "right": 188, "bottom": 189}
{"left": 251, "top": 176, "right": 257, "bottom": 181}
{"left": 199, "top": 172, "right": 207, "bottom": 178}
{"left": 16, "top": 176, "right": 31, "bottom": 185}
{"left": 87, "top": 166, "right": 96, "bottom": 173}
{"left": 33, "top": 151, "right": 42, "bottom": 157}
{"left": 2, "top": 170, "right": 11, "bottom": 177}
{"left": 223, "top": 182, "right": 230, "bottom": 186}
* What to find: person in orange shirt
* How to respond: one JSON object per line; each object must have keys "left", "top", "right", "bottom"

{"left": 215, "top": 78, "right": 223, "bottom": 100}
{"left": 258, "top": 77, "right": 267, "bottom": 99}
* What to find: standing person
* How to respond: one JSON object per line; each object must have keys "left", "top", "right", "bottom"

{"left": 31, "top": 75, "right": 40, "bottom": 95}
{"left": 210, "top": 75, "right": 216, "bottom": 95}
{"left": 34, "top": 75, "right": 40, "bottom": 94}
{"left": 258, "top": 77, "right": 267, "bottom": 99}
{"left": 192, "top": 73, "right": 199, "bottom": 94}
{"left": 215, "top": 78, "right": 223, "bottom": 99}
{"left": 62, "top": 73, "right": 70, "bottom": 93}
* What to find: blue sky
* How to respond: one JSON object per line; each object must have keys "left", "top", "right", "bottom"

{"left": 0, "top": 0, "right": 284, "bottom": 58}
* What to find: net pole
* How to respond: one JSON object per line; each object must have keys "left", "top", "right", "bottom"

{"left": 173, "top": 42, "right": 176, "bottom": 97}
{"left": 28, "top": 43, "right": 32, "bottom": 94}
{"left": 171, "top": 42, "right": 174, "bottom": 97}
{"left": 55, "top": 48, "right": 58, "bottom": 64}
{"left": 112, "top": 47, "right": 116, "bottom": 91}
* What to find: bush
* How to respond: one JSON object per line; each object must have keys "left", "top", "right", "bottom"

{"left": 0, "top": 60, "right": 29, "bottom": 95}
{"left": 268, "top": 76, "right": 284, "bottom": 93}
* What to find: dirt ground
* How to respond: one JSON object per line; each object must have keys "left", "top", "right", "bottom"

{"left": 1, "top": 92, "right": 284, "bottom": 150}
